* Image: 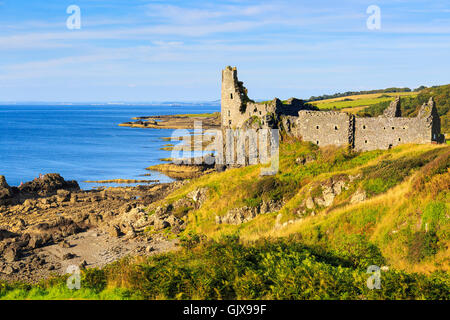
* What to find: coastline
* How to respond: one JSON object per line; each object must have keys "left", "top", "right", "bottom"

{"left": 118, "top": 113, "right": 220, "bottom": 129}
{"left": 0, "top": 112, "right": 218, "bottom": 283}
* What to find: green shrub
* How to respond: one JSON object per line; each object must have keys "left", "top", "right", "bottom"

{"left": 422, "top": 201, "right": 447, "bottom": 232}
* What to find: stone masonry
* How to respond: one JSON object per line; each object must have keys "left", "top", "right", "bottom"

{"left": 220, "top": 66, "right": 444, "bottom": 152}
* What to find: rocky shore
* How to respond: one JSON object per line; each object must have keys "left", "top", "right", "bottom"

{"left": 0, "top": 174, "right": 190, "bottom": 283}
{"left": 0, "top": 113, "right": 222, "bottom": 283}
{"left": 119, "top": 113, "right": 220, "bottom": 129}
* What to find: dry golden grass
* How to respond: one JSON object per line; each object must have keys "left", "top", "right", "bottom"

{"left": 313, "top": 91, "right": 418, "bottom": 104}
{"left": 154, "top": 142, "right": 449, "bottom": 274}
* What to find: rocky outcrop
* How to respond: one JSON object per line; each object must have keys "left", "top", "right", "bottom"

{"left": 186, "top": 187, "right": 208, "bottom": 209}
{"left": 19, "top": 173, "right": 79, "bottom": 197}
{"left": 0, "top": 175, "right": 185, "bottom": 283}
{"left": 216, "top": 206, "right": 258, "bottom": 225}
{"left": 350, "top": 189, "right": 367, "bottom": 204}
{"left": 0, "top": 176, "right": 12, "bottom": 205}
{"left": 294, "top": 175, "right": 350, "bottom": 218}
{"left": 216, "top": 200, "right": 283, "bottom": 225}
{"left": 148, "top": 206, "right": 186, "bottom": 234}
{"left": 147, "top": 163, "right": 215, "bottom": 180}
{"left": 306, "top": 176, "right": 349, "bottom": 209}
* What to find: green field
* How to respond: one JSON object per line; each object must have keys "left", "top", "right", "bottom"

{"left": 311, "top": 92, "right": 418, "bottom": 110}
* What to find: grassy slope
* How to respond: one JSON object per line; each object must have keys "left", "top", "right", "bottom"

{"left": 163, "top": 140, "right": 449, "bottom": 272}
{"left": 1, "top": 140, "right": 449, "bottom": 300}
{"left": 2, "top": 89, "right": 450, "bottom": 300}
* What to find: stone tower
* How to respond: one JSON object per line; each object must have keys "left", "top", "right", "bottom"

{"left": 221, "top": 66, "right": 253, "bottom": 128}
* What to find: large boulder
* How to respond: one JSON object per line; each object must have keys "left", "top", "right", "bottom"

{"left": 0, "top": 176, "right": 12, "bottom": 203}
{"left": 18, "top": 173, "right": 80, "bottom": 196}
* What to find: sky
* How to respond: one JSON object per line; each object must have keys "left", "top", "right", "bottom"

{"left": 0, "top": 0, "right": 449, "bottom": 102}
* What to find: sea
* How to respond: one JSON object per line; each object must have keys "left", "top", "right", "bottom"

{"left": 0, "top": 104, "right": 220, "bottom": 190}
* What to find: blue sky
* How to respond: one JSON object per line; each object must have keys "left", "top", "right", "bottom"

{"left": 0, "top": 0, "right": 449, "bottom": 102}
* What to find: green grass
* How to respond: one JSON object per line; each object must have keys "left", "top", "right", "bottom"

{"left": 2, "top": 237, "right": 448, "bottom": 300}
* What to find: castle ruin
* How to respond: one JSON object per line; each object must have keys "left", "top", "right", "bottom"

{"left": 221, "top": 66, "right": 444, "bottom": 152}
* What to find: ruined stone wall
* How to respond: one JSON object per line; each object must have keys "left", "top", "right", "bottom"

{"left": 296, "top": 111, "right": 351, "bottom": 147}
{"left": 246, "top": 101, "right": 277, "bottom": 118}
{"left": 221, "top": 67, "right": 443, "bottom": 152}
{"left": 221, "top": 67, "right": 310, "bottom": 129}
{"left": 353, "top": 117, "right": 431, "bottom": 151}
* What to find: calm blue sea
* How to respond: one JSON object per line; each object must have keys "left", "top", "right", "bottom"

{"left": 0, "top": 104, "right": 219, "bottom": 189}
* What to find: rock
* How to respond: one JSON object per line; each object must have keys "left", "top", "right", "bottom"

{"left": 4, "top": 265, "right": 15, "bottom": 275}
{"left": 155, "top": 206, "right": 168, "bottom": 217}
{"left": 305, "top": 197, "right": 315, "bottom": 209}
{"left": 70, "top": 194, "right": 78, "bottom": 204}
{"left": 316, "top": 185, "right": 336, "bottom": 207}
{"left": 171, "top": 225, "right": 183, "bottom": 234}
{"left": 4, "top": 247, "right": 20, "bottom": 262}
{"left": 28, "top": 236, "right": 43, "bottom": 249}
{"left": 79, "top": 260, "right": 88, "bottom": 269}
{"left": 124, "top": 223, "right": 136, "bottom": 239}
{"left": 39, "top": 198, "right": 50, "bottom": 205}
{"left": 350, "top": 189, "right": 367, "bottom": 204}
{"left": 56, "top": 189, "right": 71, "bottom": 202}
{"left": 145, "top": 246, "right": 155, "bottom": 253}
{"left": 166, "top": 215, "right": 183, "bottom": 228}
{"left": 62, "top": 253, "right": 75, "bottom": 260}
{"left": 18, "top": 173, "right": 80, "bottom": 197}
{"left": 216, "top": 206, "right": 258, "bottom": 225}
{"left": 310, "top": 176, "right": 349, "bottom": 208}
{"left": 0, "top": 229, "right": 16, "bottom": 241}
{"left": 28, "top": 233, "right": 53, "bottom": 249}
{"left": 109, "top": 225, "right": 121, "bottom": 237}
{"left": 0, "top": 176, "right": 12, "bottom": 203}
{"left": 187, "top": 188, "right": 208, "bottom": 206}
{"left": 0, "top": 176, "right": 9, "bottom": 189}
{"left": 23, "top": 199, "right": 35, "bottom": 208}
{"left": 15, "top": 218, "right": 27, "bottom": 229}
{"left": 59, "top": 240, "right": 71, "bottom": 248}
{"left": 153, "top": 218, "right": 170, "bottom": 231}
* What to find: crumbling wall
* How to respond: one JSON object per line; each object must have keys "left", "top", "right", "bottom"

{"left": 354, "top": 117, "right": 431, "bottom": 151}
{"left": 221, "top": 67, "right": 443, "bottom": 152}
{"left": 221, "top": 66, "right": 249, "bottom": 128}
{"left": 221, "top": 67, "right": 316, "bottom": 129}
{"left": 296, "top": 111, "right": 351, "bottom": 147}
